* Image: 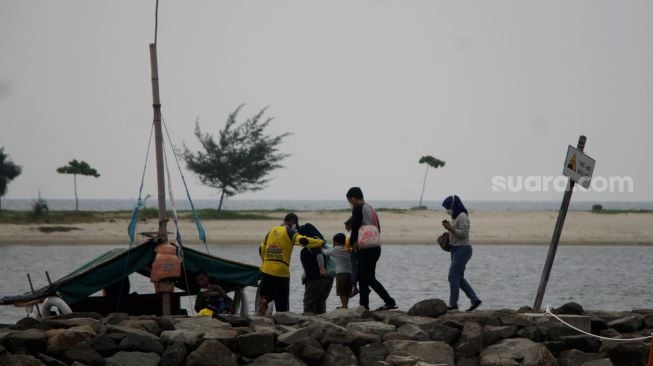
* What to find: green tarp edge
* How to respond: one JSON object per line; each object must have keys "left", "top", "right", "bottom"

{"left": 57, "top": 243, "right": 156, "bottom": 304}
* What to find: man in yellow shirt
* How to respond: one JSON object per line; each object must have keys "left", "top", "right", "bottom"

{"left": 258, "top": 213, "right": 325, "bottom": 314}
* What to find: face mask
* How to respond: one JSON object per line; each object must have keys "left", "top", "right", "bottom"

{"left": 446, "top": 209, "right": 454, "bottom": 216}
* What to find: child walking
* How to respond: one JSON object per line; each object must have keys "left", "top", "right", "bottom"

{"left": 324, "top": 233, "right": 353, "bottom": 309}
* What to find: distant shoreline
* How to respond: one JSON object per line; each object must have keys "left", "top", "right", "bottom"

{"left": 1, "top": 210, "right": 652, "bottom": 246}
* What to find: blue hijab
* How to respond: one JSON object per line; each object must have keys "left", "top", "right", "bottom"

{"left": 442, "top": 195, "right": 468, "bottom": 219}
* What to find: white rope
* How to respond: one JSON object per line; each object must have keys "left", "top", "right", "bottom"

{"left": 544, "top": 306, "right": 652, "bottom": 342}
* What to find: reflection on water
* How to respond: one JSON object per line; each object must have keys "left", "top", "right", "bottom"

{"left": 1, "top": 244, "right": 651, "bottom": 323}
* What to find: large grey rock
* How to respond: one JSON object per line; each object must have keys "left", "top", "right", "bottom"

{"left": 498, "top": 314, "right": 534, "bottom": 327}
{"left": 286, "top": 337, "right": 325, "bottom": 364}
{"left": 598, "top": 340, "right": 649, "bottom": 366}
{"left": 51, "top": 312, "right": 103, "bottom": 321}
{"left": 105, "top": 325, "right": 158, "bottom": 339}
{"left": 385, "top": 353, "right": 420, "bottom": 365}
{"left": 345, "top": 330, "right": 383, "bottom": 349}
{"left": 237, "top": 331, "right": 274, "bottom": 358}
{"left": 558, "top": 349, "right": 599, "bottom": 366}
{"left": 248, "top": 315, "right": 276, "bottom": 327}
{"left": 35, "top": 352, "right": 68, "bottom": 366}
{"left": 278, "top": 326, "right": 314, "bottom": 345}
{"left": 589, "top": 317, "right": 609, "bottom": 335}
{"left": 559, "top": 335, "right": 601, "bottom": 353}
{"left": 6, "top": 329, "right": 48, "bottom": 354}
{"left": 347, "top": 322, "right": 396, "bottom": 337}
{"left": 36, "top": 318, "right": 99, "bottom": 334}
{"left": 455, "top": 321, "right": 484, "bottom": 355}
{"left": 539, "top": 322, "right": 579, "bottom": 341}
{"left": 14, "top": 318, "right": 43, "bottom": 331}
{"left": 46, "top": 325, "right": 96, "bottom": 354}
{"left": 387, "top": 314, "right": 441, "bottom": 330}
{"left": 542, "top": 341, "right": 566, "bottom": 357}
{"left": 643, "top": 312, "right": 653, "bottom": 328}
{"left": 516, "top": 326, "right": 546, "bottom": 342}
{"left": 91, "top": 334, "right": 119, "bottom": 357}
{"left": 383, "top": 332, "right": 416, "bottom": 341}
{"left": 358, "top": 342, "right": 386, "bottom": 366}
{"left": 425, "top": 322, "right": 461, "bottom": 345}
{"left": 213, "top": 314, "right": 251, "bottom": 327}
{"left": 159, "top": 330, "right": 200, "bottom": 347}
{"left": 483, "top": 325, "right": 518, "bottom": 346}
{"left": 0, "top": 354, "right": 47, "bottom": 366}
{"left": 439, "top": 311, "right": 501, "bottom": 327}
{"left": 119, "top": 320, "right": 160, "bottom": 336}
{"left": 320, "top": 343, "right": 358, "bottom": 366}
{"left": 480, "top": 338, "right": 557, "bottom": 366}
{"left": 396, "top": 324, "right": 430, "bottom": 341}
{"left": 456, "top": 356, "right": 481, "bottom": 366}
{"left": 160, "top": 342, "right": 186, "bottom": 366}
{"left": 118, "top": 333, "right": 164, "bottom": 354}
{"left": 103, "top": 313, "right": 129, "bottom": 325}
{"left": 605, "top": 315, "right": 644, "bottom": 333}
{"left": 555, "top": 302, "right": 584, "bottom": 315}
{"left": 105, "top": 351, "right": 160, "bottom": 366}
{"left": 172, "top": 316, "right": 230, "bottom": 332}
{"left": 306, "top": 318, "right": 349, "bottom": 340}
{"left": 273, "top": 312, "right": 309, "bottom": 326}
{"left": 62, "top": 341, "right": 104, "bottom": 365}
{"left": 383, "top": 340, "right": 454, "bottom": 366}
{"left": 407, "top": 299, "right": 448, "bottom": 318}
{"left": 249, "top": 352, "right": 307, "bottom": 366}
{"left": 185, "top": 339, "right": 237, "bottom": 366}
{"left": 319, "top": 307, "right": 366, "bottom": 326}
{"left": 581, "top": 359, "right": 613, "bottom": 366}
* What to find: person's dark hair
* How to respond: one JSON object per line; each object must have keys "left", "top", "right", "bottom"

{"left": 284, "top": 212, "right": 299, "bottom": 226}
{"left": 196, "top": 270, "right": 208, "bottom": 278}
{"left": 333, "top": 233, "right": 346, "bottom": 246}
{"left": 346, "top": 187, "right": 364, "bottom": 200}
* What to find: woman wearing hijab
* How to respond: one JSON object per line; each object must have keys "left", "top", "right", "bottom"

{"left": 441, "top": 195, "right": 482, "bottom": 311}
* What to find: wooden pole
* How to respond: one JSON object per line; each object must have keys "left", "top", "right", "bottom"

{"left": 149, "top": 43, "right": 167, "bottom": 241}
{"left": 149, "top": 42, "right": 171, "bottom": 316}
{"left": 533, "top": 135, "right": 586, "bottom": 310}
{"left": 26, "top": 274, "right": 42, "bottom": 318}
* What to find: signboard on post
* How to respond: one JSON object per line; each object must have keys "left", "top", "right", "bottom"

{"left": 563, "top": 145, "right": 595, "bottom": 189}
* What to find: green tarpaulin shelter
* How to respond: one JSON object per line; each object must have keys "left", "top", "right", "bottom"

{"left": 0, "top": 240, "right": 259, "bottom": 306}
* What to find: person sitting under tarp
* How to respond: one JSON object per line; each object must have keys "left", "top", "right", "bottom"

{"left": 194, "top": 270, "right": 232, "bottom": 316}
{"left": 103, "top": 277, "right": 131, "bottom": 298}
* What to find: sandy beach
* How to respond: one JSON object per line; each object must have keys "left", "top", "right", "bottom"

{"left": 0, "top": 210, "right": 651, "bottom": 246}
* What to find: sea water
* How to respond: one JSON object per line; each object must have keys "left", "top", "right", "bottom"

{"left": 1, "top": 244, "right": 651, "bottom": 324}
{"left": 3, "top": 198, "right": 653, "bottom": 212}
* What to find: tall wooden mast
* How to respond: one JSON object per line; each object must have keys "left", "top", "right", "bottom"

{"left": 149, "top": 43, "right": 168, "bottom": 241}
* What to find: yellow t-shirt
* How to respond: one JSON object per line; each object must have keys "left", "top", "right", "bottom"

{"left": 259, "top": 225, "right": 324, "bottom": 277}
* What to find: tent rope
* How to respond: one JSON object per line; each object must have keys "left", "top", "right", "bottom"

{"left": 544, "top": 306, "right": 652, "bottom": 342}
{"left": 161, "top": 117, "right": 208, "bottom": 252}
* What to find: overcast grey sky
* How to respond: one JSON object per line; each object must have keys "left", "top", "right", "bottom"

{"left": 1, "top": 1, "right": 652, "bottom": 203}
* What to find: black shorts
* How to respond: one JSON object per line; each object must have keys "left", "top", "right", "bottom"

{"left": 336, "top": 273, "right": 352, "bottom": 297}
{"left": 258, "top": 273, "right": 290, "bottom": 312}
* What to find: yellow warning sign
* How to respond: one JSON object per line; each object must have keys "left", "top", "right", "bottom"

{"left": 563, "top": 145, "right": 595, "bottom": 189}
{"left": 567, "top": 154, "right": 576, "bottom": 172}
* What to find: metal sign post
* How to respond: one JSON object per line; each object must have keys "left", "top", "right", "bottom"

{"left": 533, "top": 135, "right": 591, "bottom": 310}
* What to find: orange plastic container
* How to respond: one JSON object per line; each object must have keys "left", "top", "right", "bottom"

{"left": 150, "top": 242, "right": 181, "bottom": 282}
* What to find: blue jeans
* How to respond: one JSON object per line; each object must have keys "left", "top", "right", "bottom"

{"left": 448, "top": 245, "right": 479, "bottom": 307}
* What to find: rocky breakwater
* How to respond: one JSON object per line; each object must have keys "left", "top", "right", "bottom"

{"left": 0, "top": 299, "right": 652, "bottom": 366}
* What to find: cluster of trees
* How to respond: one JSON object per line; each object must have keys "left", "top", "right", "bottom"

{"left": 0, "top": 150, "right": 101, "bottom": 213}
{"left": 2, "top": 105, "right": 446, "bottom": 214}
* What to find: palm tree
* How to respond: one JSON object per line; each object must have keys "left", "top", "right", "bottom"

{"left": 417, "top": 155, "right": 445, "bottom": 208}
{"left": 56, "top": 159, "right": 100, "bottom": 211}
{"left": 0, "top": 147, "right": 22, "bottom": 213}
